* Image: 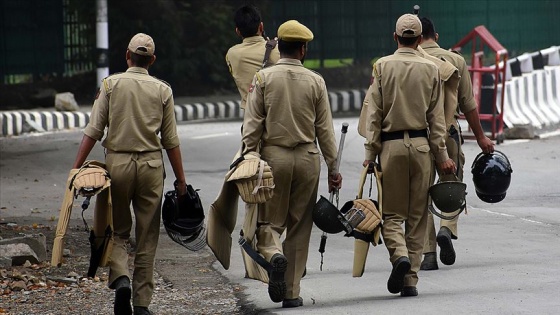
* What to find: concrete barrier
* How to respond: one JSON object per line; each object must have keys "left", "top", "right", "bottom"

{"left": 1, "top": 111, "right": 90, "bottom": 137}
{"left": 174, "top": 100, "right": 243, "bottom": 122}
{"left": 503, "top": 46, "right": 559, "bottom": 81}
{"left": 546, "top": 66, "right": 560, "bottom": 106}
{"left": 494, "top": 46, "right": 560, "bottom": 132}
{"left": 525, "top": 71, "right": 559, "bottom": 126}
{"left": 540, "top": 46, "right": 560, "bottom": 66}
{"left": 502, "top": 77, "right": 540, "bottom": 128}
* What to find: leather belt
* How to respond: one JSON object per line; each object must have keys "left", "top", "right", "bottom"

{"left": 381, "top": 129, "right": 428, "bottom": 142}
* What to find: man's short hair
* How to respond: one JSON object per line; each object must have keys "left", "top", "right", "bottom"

{"left": 420, "top": 17, "right": 437, "bottom": 40}
{"left": 234, "top": 5, "right": 262, "bottom": 38}
{"left": 130, "top": 52, "right": 152, "bottom": 67}
{"left": 397, "top": 35, "right": 420, "bottom": 46}
{"left": 278, "top": 40, "right": 306, "bottom": 56}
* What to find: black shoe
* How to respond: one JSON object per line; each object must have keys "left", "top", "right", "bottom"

{"left": 133, "top": 306, "right": 153, "bottom": 315}
{"left": 113, "top": 276, "right": 132, "bottom": 315}
{"left": 268, "top": 253, "right": 288, "bottom": 303}
{"left": 420, "top": 252, "right": 439, "bottom": 271}
{"left": 400, "top": 286, "right": 418, "bottom": 297}
{"left": 437, "top": 227, "right": 456, "bottom": 265}
{"left": 387, "top": 256, "right": 411, "bottom": 294}
{"left": 282, "top": 297, "right": 303, "bottom": 308}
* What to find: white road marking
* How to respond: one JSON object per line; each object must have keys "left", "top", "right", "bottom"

{"left": 470, "top": 205, "right": 550, "bottom": 225}
{"left": 500, "top": 139, "right": 530, "bottom": 145}
{"left": 538, "top": 129, "right": 560, "bottom": 138}
{"left": 190, "top": 132, "right": 233, "bottom": 140}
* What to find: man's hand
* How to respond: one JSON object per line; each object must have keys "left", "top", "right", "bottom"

{"left": 328, "top": 173, "right": 342, "bottom": 192}
{"left": 175, "top": 179, "right": 187, "bottom": 196}
{"left": 437, "top": 158, "right": 457, "bottom": 176}
{"left": 363, "top": 160, "right": 373, "bottom": 173}
{"left": 477, "top": 136, "right": 495, "bottom": 154}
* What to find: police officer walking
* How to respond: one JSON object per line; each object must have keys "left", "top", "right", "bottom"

{"left": 217, "top": 4, "right": 281, "bottom": 283}
{"left": 362, "top": 14, "right": 456, "bottom": 297}
{"left": 418, "top": 17, "right": 495, "bottom": 271}
{"left": 226, "top": 4, "right": 280, "bottom": 110}
{"left": 71, "top": 33, "right": 187, "bottom": 315}
{"left": 242, "top": 20, "right": 342, "bottom": 308}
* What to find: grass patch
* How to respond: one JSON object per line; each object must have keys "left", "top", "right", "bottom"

{"left": 304, "top": 58, "right": 354, "bottom": 69}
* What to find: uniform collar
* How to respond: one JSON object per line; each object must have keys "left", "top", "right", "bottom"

{"left": 277, "top": 58, "right": 303, "bottom": 66}
{"left": 395, "top": 47, "right": 421, "bottom": 56}
{"left": 242, "top": 36, "right": 266, "bottom": 44}
{"left": 420, "top": 41, "right": 441, "bottom": 50}
{"left": 127, "top": 67, "right": 149, "bottom": 75}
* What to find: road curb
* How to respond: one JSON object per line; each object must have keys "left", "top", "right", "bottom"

{"left": 1, "top": 89, "right": 368, "bottom": 137}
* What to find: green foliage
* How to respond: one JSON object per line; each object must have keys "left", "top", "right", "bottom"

{"left": 68, "top": 0, "right": 250, "bottom": 96}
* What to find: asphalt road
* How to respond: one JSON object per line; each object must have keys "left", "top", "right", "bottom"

{"left": 1, "top": 117, "right": 559, "bottom": 314}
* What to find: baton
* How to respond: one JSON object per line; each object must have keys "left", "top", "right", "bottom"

{"left": 319, "top": 122, "right": 349, "bottom": 270}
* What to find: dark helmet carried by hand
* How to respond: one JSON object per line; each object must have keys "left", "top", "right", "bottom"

{"left": 162, "top": 183, "right": 206, "bottom": 251}
{"left": 313, "top": 196, "right": 352, "bottom": 234}
{"left": 428, "top": 179, "right": 467, "bottom": 220}
{"left": 471, "top": 150, "right": 513, "bottom": 203}
{"left": 313, "top": 195, "right": 367, "bottom": 235}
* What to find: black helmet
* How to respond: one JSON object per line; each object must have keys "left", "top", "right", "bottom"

{"left": 312, "top": 196, "right": 353, "bottom": 234}
{"left": 471, "top": 150, "right": 513, "bottom": 203}
{"left": 162, "top": 183, "right": 206, "bottom": 251}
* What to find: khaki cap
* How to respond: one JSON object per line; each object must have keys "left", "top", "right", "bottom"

{"left": 395, "top": 14, "right": 422, "bottom": 38}
{"left": 128, "top": 33, "right": 155, "bottom": 56}
{"left": 277, "top": 20, "right": 314, "bottom": 42}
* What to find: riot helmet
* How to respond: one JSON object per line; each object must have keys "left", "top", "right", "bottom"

{"left": 313, "top": 196, "right": 352, "bottom": 234}
{"left": 428, "top": 180, "right": 467, "bottom": 220}
{"left": 162, "top": 183, "right": 206, "bottom": 251}
{"left": 471, "top": 150, "right": 513, "bottom": 203}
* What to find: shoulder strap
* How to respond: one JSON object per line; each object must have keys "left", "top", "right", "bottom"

{"left": 239, "top": 230, "right": 273, "bottom": 272}
{"left": 261, "top": 39, "right": 277, "bottom": 69}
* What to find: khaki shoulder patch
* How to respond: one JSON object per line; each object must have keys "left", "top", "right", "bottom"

{"left": 255, "top": 72, "right": 263, "bottom": 84}
{"left": 102, "top": 79, "right": 109, "bottom": 93}
{"left": 373, "top": 63, "right": 379, "bottom": 78}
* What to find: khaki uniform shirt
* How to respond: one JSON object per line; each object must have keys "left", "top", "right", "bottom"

{"left": 364, "top": 48, "right": 449, "bottom": 163}
{"left": 242, "top": 58, "right": 338, "bottom": 174}
{"left": 417, "top": 46, "right": 461, "bottom": 130}
{"left": 84, "top": 67, "right": 180, "bottom": 152}
{"left": 420, "top": 42, "right": 478, "bottom": 115}
{"left": 226, "top": 36, "right": 280, "bottom": 109}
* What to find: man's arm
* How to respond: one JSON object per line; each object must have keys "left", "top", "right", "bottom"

{"left": 166, "top": 146, "right": 187, "bottom": 196}
{"left": 455, "top": 57, "right": 494, "bottom": 154}
{"left": 73, "top": 79, "right": 110, "bottom": 169}
{"left": 463, "top": 108, "right": 495, "bottom": 153}
{"left": 426, "top": 70, "right": 455, "bottom": 175}
{"left": 72, "top": 135, "right": 97, "bottom": 168}
{"left": 358, "top": 83, "right": 375, "bottom": 138}
{"left": 363, "top": 64, "right": 383, "bottom": 166}
{"left": 242, "top": 73, "right": 266, "bottom": 152}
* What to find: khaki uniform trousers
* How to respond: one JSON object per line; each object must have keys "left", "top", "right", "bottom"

{"left": 380, "top": 134, "right": 432, "bottom": 287}
{"left": 105, "top": 150, "right": 164, "bottom": 308}
{"left": 256, "top": 143, "right": 320, "bottom": 299}
{"left": 424, "top": 129, "right": 464, "bottom": 253}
